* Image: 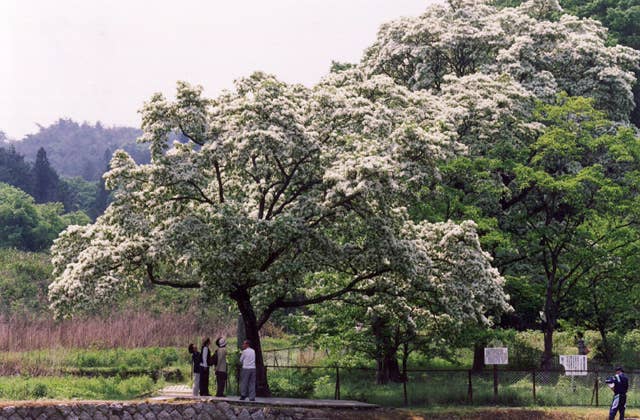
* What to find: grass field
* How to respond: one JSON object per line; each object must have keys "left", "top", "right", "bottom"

{"left": 0, "top": 339, "right": 291, "bottom": 400}
{"left": 0, "top": 376, "right": 160, "bottom": 400}
{"left": 408, "top": 406, "right": 638, "bottom": 419}
{"left": 0, "top": 337, "right": 637, "bottom": 408}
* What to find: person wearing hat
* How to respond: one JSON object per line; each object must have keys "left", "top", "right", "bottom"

{"left": 214, "top": 337, "right": 228, "bottom": 397}
{"left": 605, "top": 366, "right": 629, "bottom": 419}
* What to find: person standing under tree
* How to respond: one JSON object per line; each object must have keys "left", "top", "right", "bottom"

{"left": 188, "top": 344, "right": 201, "bottom": 397}
{"left": 576, "top": 332, "right": 589, "bottom": 355}
{"left": 606, "top": 366, "right": 629, "bottom": 420}
{"left": 239, "top": 339, "right": 256, "bottom": 401}
{"left": 214, "top": 337, "right": 228, "bottom": 397}
{"left": 200, "top": 337, "right": 212, "bottom": 396}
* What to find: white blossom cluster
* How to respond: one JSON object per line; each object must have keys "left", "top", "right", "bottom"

{"left": 362, "top": 0, "right": 640, "bottom": 121}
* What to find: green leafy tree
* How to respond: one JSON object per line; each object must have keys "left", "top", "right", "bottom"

{"left": 515, "top": 97, "right": 640, "bottom": 368}
{"left": 566, "top": 214, "right": 640, "bottom": 362}
{"left": 421, "top": 95, "right": 640, "bottom": 368}
{"left": 0, "top": 183, "right": 41, "bottom": 250}
{"left": 0, "top": 146, "right": 33, "bottom": 195}
{"left": 61, "top": 177, "right": 99, "bottom": 216}
{"left": 0, "top": 183, "right": 90, "bottom": 252}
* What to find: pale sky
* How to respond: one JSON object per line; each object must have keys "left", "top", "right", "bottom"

{"left": 0, "top": 0, "right": 439, "bottom": 140}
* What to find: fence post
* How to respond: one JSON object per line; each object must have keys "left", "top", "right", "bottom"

{"left": 403, "top": 379, "right": 408, "bottom": 406}
{"left": 467, "top": 370, "right": 473, "bottom": 403}
{"left": 595, "top": 370, "right": 599, "bottom": 406}
{"left": 334, "top": 366, "right": 341, "bottom": 400}
{"left": 532, "top": 369, "right": 536, "bottom": 403}
{"left": 493, "top": 364, "right": 498, "bottom": 401}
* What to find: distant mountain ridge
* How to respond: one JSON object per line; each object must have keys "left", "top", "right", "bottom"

{"left": 1, "top": 119, "right": 148, "bottom": 181}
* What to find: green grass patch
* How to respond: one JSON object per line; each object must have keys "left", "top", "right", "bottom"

{"left": 406, "top": 406, "right": 639, "bottom": 419}
{"left": 0, "top": 375, "right": 160, "bottom": 400}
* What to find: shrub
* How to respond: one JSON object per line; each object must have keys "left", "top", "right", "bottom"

{"left": 268, "top": 368, "right": 316, "bottom": 398}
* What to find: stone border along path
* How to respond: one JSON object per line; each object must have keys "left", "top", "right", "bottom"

{"left": 0, "top": 385, "right": 385, "bottom": 419}
{"left": 157, "top": 384, "right": 379, "bottom": 409}
{"left": 0, "top": 400, "right": 391, "bottom": 420}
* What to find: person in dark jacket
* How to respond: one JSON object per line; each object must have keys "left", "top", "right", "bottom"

{"left": 188, "top": 344, "right": 201, "bottom": 396}
{"left": 200, "top": 338, "right": 212, "bottom": 396}
{"left": 606, "top": 366, "right": 629, "bottom": 420}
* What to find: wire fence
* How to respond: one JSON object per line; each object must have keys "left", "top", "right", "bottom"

{"left": 262, "top": 347, "right": 327, "bottom": 367}
{"left": 259, "top": 364, "right": 640, "bottom": 407}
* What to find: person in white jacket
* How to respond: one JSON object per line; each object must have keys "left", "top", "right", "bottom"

{"left": 239, "top": 339, "right": 256, "bottom": 401}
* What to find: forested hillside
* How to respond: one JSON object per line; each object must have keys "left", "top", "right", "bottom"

{"left": 0, "top": 145, "right": 106, "bottom": 222}
{"left": 2, "top": 119, "right": 147, "bottom": 181}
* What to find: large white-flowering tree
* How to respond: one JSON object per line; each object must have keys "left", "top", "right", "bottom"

{"left": 362, "top": 0, "right": 640, "bottom": 121}
{"left": 49, "top": 72, "right": 510, "bottom": 395}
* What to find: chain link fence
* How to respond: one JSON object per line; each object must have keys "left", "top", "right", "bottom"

{"left": 261, "top": 364, "right": 639, "bottom": 407}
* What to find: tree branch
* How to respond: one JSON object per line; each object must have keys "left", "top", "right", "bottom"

{"left": 186, "top": 181, "right": 215, "bottom": 205}
{"left": 178, "top": 124, "right": 205, "bottom": 146}
{"left": 256, "top": 268, "right": 391, "bottom": 328}
{"left": 213, "top": 161, "right": 225, "bottom": 203}
{"left": 146, "top": 264, "right": 201, "bottom": 289}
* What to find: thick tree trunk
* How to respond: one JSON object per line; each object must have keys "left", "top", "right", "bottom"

{"left": 598, "top": 324, "right": 613, "bottom": 363}
{"left": 233, "top": 289, "right": 271, "bottom": 397}
{"left": 472, "top": 342, "right": 486, "bottom": 372}
{"left": 376, "top": 350, "right": 403, "bottom": 384}
{"left": 541, "top": 319, "right": 555, "bottom": 370}
{"left": 372, "top": 317, "right": 403, "bottom": 384}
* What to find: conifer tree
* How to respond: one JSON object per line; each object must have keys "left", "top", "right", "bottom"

{"left": 32, "top": 147, "right": 60, "bottom": 204}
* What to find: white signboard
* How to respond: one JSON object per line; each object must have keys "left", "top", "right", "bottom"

{"left": 559, "top": 355, "right": 588, "bottom": 376}
{"left": 484, "top": 347, "right": 508, "bottom": 365}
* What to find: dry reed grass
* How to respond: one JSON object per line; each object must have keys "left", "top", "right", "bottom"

{"left": 0, "top": 311, "right": 236, "bottom": 351}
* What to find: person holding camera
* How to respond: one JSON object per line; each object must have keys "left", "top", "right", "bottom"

{"left": 606, "top": 366, "right": 629, "bottom": 420}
